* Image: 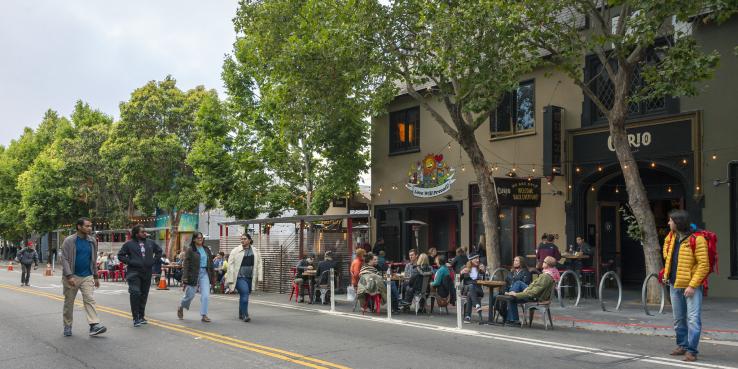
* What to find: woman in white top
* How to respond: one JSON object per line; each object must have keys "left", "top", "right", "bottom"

{"left": 226, "top": 233, "right": 263, "bottom": 322}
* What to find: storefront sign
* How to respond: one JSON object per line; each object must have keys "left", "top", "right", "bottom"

{"left": 406, "top": 153, "right": 456, "bottom": 198}
{"left": 572, "top": 119, "right": 692, "bottom": 163}
{"left": 494, "top": 177, "right": 541, "bottom": 207}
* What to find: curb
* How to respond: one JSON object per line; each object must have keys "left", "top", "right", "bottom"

{"left": 554, "top": 315, "right": 738, "bottom": 341}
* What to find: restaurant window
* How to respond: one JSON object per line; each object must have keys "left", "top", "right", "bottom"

{"left": 470, "top": 184, "right": 537, "bottom": 266}
{"left": 376, "top": 208, "right": 403, "bottom": 262}
{"left": 389, "top": 107, "right": 420, "bottom": 155}
{"left": 491, "top": 80, "right": 535, "bottom": 137}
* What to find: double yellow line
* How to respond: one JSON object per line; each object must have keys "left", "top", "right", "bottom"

{"left": 0, "top": 284, "right": 350, "bottom": 369}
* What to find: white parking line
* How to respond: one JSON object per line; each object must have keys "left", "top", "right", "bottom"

{"left": 209, "top": 295, "right": 737, "bottom": 369}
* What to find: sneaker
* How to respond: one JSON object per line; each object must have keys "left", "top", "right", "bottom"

{"left": 243, "top": 316, "right": 251, "bottom": 323}
{"left": 474, "top": 304, "right": 482, "bottom": 313}
{"left": 139, "top": 318, "right": 148, "bottom": 325}
{"left": 201, "top": 315, "right": 211, "bottom": 323}
{"left": 464, "top": 316, "right": 472, "bottom": 324}
{"left": 89, "top": 324, "right": 107, "bottom": 336}
{"left": 63, "top": 325, "right": 72, "bottom": 337}
{"left": 683, "top": 353, "right": 697, "bottom": 362}
{"left": 133, "top": 319, "right": 142, "bottom": 327}
{"left": 177, "top": 306, "right": 183, "bottom": 320}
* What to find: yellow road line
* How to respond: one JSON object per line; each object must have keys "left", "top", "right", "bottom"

{"left": 0, "top": 284, "right": 350, "bottom": 369}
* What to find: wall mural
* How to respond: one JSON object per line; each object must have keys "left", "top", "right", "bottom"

{"left": 406, "top": 153, "right": 456, "bottom": 198}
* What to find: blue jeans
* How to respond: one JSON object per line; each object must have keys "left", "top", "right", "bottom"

{"left": 506, "top": 280, "right": 529, "bottom": 322}
{"left": 670, "top": 285, "right": 703, "bottom": 355}
{"left": 236, "top": 277, "right": 253, "bottom": 318}
{"left": 180, "top": 268, "right": 210, "bottom": 316}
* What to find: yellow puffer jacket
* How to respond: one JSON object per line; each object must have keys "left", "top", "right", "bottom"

{"left": 662, "top": 232, "right": 709, "bottom": 289}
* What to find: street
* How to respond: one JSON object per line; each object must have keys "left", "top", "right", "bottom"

{"left": 0, "top": 269, "right": 736, "bottom": 369}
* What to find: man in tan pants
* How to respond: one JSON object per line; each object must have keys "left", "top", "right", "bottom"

{"left": 60, "top": 218, "right": 107, "bottom": 337}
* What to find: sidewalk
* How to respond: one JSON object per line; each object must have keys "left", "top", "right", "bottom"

{"left": 245, "top": 287, "right": 738, "bottom": 342}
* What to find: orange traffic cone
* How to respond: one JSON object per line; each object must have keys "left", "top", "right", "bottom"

{"left": 7, "top": 262, "right": 14, "bottom": 271}
{"left": 157, "top": 274, "right": 168, "bottom": 290}
{"left": 44, "top": 264, "right": 53, "bottom": 276}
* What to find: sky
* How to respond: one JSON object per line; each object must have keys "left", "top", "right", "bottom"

{"left": 0, "top": 1, "right": 239, "bottom": 147}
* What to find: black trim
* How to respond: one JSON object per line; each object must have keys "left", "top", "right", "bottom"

{"left": 730, "top": 162, "right": 738, "bottom": 277}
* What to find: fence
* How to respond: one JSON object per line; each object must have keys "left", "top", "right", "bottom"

{"left": 219, "top": 229, "right": 352, "bottom": 294}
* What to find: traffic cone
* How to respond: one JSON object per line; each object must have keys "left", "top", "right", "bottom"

{"left": 7, "top": 262, "right": 14, "bottom": 271}
{"left": 157, "top": 274, "right": 168, "bottom": 290}
{"left": 44, "top": 264, "right": 52, "bottom": 276}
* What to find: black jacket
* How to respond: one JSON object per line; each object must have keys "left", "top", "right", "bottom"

{"left": 118, "top": 238, "right": 163, "bottom": 273}
{"left": 506, "top": 268, "right": 532, "bottom": 286}
{"left": 316, "top": 259, "right": 337, "bottom": 285}
{"left": 182, "top": 246, "right": 214, "bottom": 286}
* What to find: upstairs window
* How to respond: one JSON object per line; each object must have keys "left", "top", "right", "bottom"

{"left": 389, "top": 107, "right": 420, "bottom": 155}
{"left": 491, "top": 80, "right": 536, "bottom": 137}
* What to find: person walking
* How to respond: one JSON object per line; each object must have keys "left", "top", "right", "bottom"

{"left": 60, "top": 218, "right": 107, "bottom": 337}
{"left": 225, "top": 233, "right": 263, "bottom": 322}
{"left": 16, "top": 241, "right": 39, "bottom": 286}
{"left": 177, "top": 232, "right": 215, "bottom": 322}
{"left": 662, "top": 210, "right": 709, "bottom": 362}
{"left": 118, "top": 224, "right": 163, "bottom": 327}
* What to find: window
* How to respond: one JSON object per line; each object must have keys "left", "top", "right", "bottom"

{"left": 470, "top": 184, "right": 537, "bottom": 266}
{"left": 389, "top": 107, "right": 420, "bottom": 155}
{"left": 491, "top": 80, "right": 535, "bottom": 137}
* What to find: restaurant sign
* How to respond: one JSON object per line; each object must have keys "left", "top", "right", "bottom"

{"left": 494, "top": 177, "right": 542, "bottom": 207}
{"left": 406, "top": 153, "right": 456, "bottom": 198}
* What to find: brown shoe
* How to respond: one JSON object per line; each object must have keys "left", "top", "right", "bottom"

{"left": 683, "top": 352, "right": 697, "bottom": 362}
{"left": 177, "top": 306, "right": 183, "bottom": 320}
{"left": 670, "top": 347, "right": 687, "bottom": 356}
{"left": 201, "top": 315, "right": 211, "bottom": 323}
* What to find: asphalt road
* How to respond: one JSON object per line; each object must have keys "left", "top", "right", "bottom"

{"left": 0, "top": 269, "right": 736, "bottom": 369}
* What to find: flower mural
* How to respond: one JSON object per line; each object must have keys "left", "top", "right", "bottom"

{"left": 406, "top": 154, "right": 456, "bottom": 197}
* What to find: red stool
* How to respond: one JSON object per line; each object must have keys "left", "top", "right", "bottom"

{"left": 581, "top": 267, "right": 596, "bottom": 298}
{"left": 97, "top": 269, "right": 110, "bottom": 282}
{"left": 362, "top": 294, "right": 381, "bottom": 315}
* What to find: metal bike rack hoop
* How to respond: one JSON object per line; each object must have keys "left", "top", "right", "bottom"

{"left": 557, "top": 270, "right": 581, "bottom": 308}
{"left": 641, "top": 272, "right": 666, "bottom": 316}
{"left": 598, "top": 271, "right": 622, "bottom": 312}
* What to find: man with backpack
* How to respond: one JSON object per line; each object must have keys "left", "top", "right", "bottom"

{"left": 662, "top": 210, "right": 712, "bottom": 362}
{"left": 16, "top": 241, "right": 39, "bottom": 286}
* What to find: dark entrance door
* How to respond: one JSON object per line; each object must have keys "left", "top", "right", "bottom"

{"left": 598, "top": 204, "right": 620, "bottom": 280}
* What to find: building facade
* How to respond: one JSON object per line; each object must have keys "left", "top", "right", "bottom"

{"left": 370, "top": 17, "right": 738, "bottom": 297}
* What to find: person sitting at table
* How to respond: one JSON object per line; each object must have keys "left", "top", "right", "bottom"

{"left": 350, "top": 248, "right": 366, "bottom": 289}
{"left": 460, "top": 254, "right": 486, "bottom": 323}
{"left": 213, "top": 252, "right": 226, "bottom": 283}
{"left": 451, "top": 247, "right": 468, "bottom": 274}
{"left": 506, "top": 256, "right": 532, "bottom": 293}
{"left": 499, "top": 256, "right": 558, "bottom": 324}
{"left": 105, "top": 253, "right": 117, "bottom": 274}
{"left": 566, "top": 236, "right": 593, "bottom": 273}
{"left": 536, "top": 234, "right": 561, "bottom": 269}
{"left": 295, "top": 253, "right": 316, "bottom": 304}
{"left": 377, "top": 250, "right": 387, "bottom": 271}
{"left": 427, "top": 247, "right": 438, "bottom": 268}
{"left": 401, "top": 253, "right": 432, "bottom": 305}
{"left": 315, "top": 251, "right": 337, "bottom": 303}
{"left": 357, "top": 252, "right": 389, "bottom": 311}
{"left": 431, "top": 255, "right": 455, "bottom": 306}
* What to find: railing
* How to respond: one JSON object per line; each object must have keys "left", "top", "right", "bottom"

{"left": 598, "top": 271, "right": 623, "bottom": 312}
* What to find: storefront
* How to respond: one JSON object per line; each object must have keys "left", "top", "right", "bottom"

{"left": 566, "top": 112, "right": 702, "bottom": 285}
{"left": 470, "top": 178, "right": 541, "bottom": 266}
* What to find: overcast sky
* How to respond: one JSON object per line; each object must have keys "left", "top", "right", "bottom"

{"left": 0, "top": 1, "right": 239, "bottom": 147}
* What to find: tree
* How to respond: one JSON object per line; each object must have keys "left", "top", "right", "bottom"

{"left": 102, "top": 76, "right": 211, "bottom": 257}
{"left": 523, "top": 0, "right": 737, "bottom": 299}
{"left": 226, "top": 0, "right": 374, "bottom": 216}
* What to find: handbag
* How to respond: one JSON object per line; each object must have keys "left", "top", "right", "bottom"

{"left": 346, "top": 285, "right": 356, "bottom": 302}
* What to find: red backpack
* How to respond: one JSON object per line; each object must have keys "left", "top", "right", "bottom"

{"left": 661, "top": 230, "right": 719, "bottom": 295}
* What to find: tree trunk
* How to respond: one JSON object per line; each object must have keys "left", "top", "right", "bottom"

{"left": 609, "top": 70, "right": 663, "bottom": 303}
{"left": 167, "top": 209, "right": 182, "bottom": 259}
{"left": 458, "top": 130, "right": 501, "bottom": 270}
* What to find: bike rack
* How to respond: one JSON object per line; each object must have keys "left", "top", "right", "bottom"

{"left": 557, "top": 270, "right": 581, "bottom": 308}
{"left": 598, "top": 271, "right": 622, "bottom": 311}
{"left": 641, "top": 272, "right": 666, "bottom": 316}
{"left": 490, "top": 267, "right": 509, "bottom": 281}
